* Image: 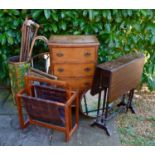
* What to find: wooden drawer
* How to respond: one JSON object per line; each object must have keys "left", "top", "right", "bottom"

{"left": 53, "top": 63, "right": 95, "bottom": 77}
{"left": 59, "top": 77, "right": 93, "bottom": 91}
{"left": 51, "top": 47, "right": 97, "bottom": 63}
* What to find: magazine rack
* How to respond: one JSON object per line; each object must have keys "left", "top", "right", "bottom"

{"left": 16, "top": 75, "right": 79, "bottom": 142}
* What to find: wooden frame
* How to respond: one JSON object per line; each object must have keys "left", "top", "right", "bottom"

{"left": 16, "top": 75, "right": 79, "bottom": 142}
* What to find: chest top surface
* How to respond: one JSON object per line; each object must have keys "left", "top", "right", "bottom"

{"left": 48, "top": 35, "right": 99, "bottom": 46}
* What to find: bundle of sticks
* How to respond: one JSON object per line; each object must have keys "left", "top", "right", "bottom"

{"left": 19, "top": 18, "right": 40, "bottom": 62}
{"left": 19, "top": 18, "right": 56, "bottom": 80}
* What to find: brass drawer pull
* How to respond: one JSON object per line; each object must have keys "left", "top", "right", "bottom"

{"left": 56, "top": 52, "right": 64, "bottom": 57}
{"left": 84, "top": 82, "right": 90, "bottom": 87}
{"left": 84, "top": 67, "right": 91, "bottom": 72}
{"left": 57, "top": 68, "right": 64, "bottom": 73}
{"left": 84, "top": 52, "right": 91, "bottom": 57}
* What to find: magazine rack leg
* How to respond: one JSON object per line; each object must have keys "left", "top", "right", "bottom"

{"left": 65, "top": 106, "right": 70, "bottom": 142}
{"left": 16, "top": 95, "right": 29, "bottom": 128}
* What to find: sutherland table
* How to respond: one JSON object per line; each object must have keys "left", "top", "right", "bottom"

{"left": 48, "top": 35, "right": 100, "bottom": 108}
{"left": 90, "top": 53, "right": 145, "bottom": 135}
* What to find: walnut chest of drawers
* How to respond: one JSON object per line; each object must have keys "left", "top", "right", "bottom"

{"left": 48, "top": 35, "right": 99, "bottom": 94}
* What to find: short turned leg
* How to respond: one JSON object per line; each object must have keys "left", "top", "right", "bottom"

{"left": 126, "top": 89, "right": 136, "bottom": 113}
{"left": 117, "top": 94, "right": 126, "bottom": 107}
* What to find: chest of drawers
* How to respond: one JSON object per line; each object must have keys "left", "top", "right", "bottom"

{"left": 48, "top": 35, "right": 99, "bottom": 93}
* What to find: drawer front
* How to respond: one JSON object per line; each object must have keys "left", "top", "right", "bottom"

{"left": 53, "top": 63, "right": 95, "bottom": 77}
{"left": 51, "top": 47, "right": 97, "bottom": 63}
{"left": 60, "top": 77, "right": 93, "bottom": 91}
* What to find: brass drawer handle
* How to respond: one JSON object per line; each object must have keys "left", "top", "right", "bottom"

{"left": 57, "top": 68, "right": 64, "bottom": 73}
{"left": 56, "top": 52, "right": 64, "bottom": 57}
{"left": 84, "top": 52, "right": 91, "bottom": 57}
{"left": 84, "top": 82, "right": 90, "bottom": 87}
{"left": 84, "top": 67, "right": 91, "bottom": 72}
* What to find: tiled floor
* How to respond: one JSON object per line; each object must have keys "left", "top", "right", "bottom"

{"left": 0, "top": 88, "right": 120, "bottom": 146}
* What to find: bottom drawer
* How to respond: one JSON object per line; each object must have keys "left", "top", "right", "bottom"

{"left": 58, "top": 77, "right": 93, "bottom": 91}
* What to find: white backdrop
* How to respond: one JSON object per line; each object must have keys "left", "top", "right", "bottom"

{"left": 0, "top": 0, "right": 155, "bottom": 9}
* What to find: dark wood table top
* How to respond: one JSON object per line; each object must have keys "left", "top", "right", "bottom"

{"left": 97, "top": 52, "right": 144, "bottom": 72}
{"left": 91, "top": 52, "right": 145, "bottom": 103}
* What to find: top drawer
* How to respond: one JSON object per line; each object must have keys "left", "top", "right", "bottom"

{"left": 50, "top": 47, "right": 97, "bottom": 63}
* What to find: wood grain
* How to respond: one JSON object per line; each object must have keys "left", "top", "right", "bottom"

{"left": 48, "top": 35, "right": 99, "bottom": 95}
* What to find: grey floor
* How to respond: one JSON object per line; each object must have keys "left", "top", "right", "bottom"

{"left": 0, "top": 88, "right": 120, "bottom": 146}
